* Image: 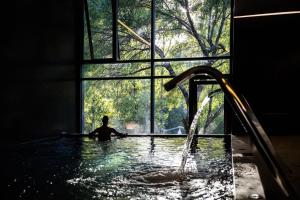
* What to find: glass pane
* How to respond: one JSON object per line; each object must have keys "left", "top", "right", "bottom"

{"left": 196, "top": 84, "right": 224, "bottom": 134}
{"left": 155, "top": 59, "right": 230, "bottom": 76}
{"left": 83, "top": 10, "right": 91, "bottom": 60}
{"left": 84, "top": 0, "right": 113, "bottom": 59}
{"left": 155, "top": 78, "right": 188, "bottom": 134}
{"left": 83, "top": 63, "right": 151, "bottom": 78}
{"left": 83, "top": 79, "right": 150, "bottom": 134}
{"left": 118, "top": 0, "right": 151, "bottom": 60}
{"left": 156, "top": 0, "right": 231, "bottom": 59}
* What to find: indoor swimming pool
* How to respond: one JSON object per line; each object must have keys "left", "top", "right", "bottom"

{"left": 3, "top": 136, "right": 233, "bottom": 199}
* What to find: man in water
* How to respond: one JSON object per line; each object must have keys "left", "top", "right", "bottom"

{"left": 89, "top": 116, "right": 128, "bottom": 141}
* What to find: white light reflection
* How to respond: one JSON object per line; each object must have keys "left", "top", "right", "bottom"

{"left": 234, "top": 11, "right": 300, "bottom": 19}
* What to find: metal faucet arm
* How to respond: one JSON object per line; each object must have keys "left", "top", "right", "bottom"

{"left": 164, "top": 65, "right": 297, "bottom": 199}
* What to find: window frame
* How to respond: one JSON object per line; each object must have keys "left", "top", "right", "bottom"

{"left": 80, "top": 0, "right": 233, "bottom": 134}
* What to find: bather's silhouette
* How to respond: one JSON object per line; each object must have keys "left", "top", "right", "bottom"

{"left": 89, "top": 116, "right": 127, "bottom": 141}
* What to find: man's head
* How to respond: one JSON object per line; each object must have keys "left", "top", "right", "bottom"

{"left": 102, "top": 116, "right": 109, "bottom": 125}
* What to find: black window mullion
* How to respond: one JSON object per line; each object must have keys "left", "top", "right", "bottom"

{"left": 83, "top": 56, "right": 231, "bottom": 64}
{"left": 150, "top": 0, "right": 156, "bottom": 133}
{"left": 112, "top": 0, "right": 119, "bottom": 61}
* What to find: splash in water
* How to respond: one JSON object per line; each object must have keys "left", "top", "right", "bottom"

{"left": 129, "top": 169, "right": 185, "bottom": 185}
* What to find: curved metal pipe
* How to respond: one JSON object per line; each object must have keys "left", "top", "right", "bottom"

{"left": 208, "top": 88, "right": 223, "bottom": 98}
{"left": 164, "top": 65, "right": 297, "bottom": 199}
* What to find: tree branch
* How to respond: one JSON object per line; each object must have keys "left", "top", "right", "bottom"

{"left": 156, "top": 10, "right": 192, "bottom": 35}
{"left": 214, "top": 0, "right": 229, "bottom": 53}
{"left": 117, "top": 19, "right": 189, "bottom": 104}
{"left": 204, "top": 104, "right": 224, "bottom": 133}
{"left": 122, "top": 66, "right": 152, "bottom": 76}
{"left": 183, "top": 0, "right": 209, "bottom": 56}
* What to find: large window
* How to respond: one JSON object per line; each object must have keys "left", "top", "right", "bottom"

{"left": 82, "top": 0, "right": 231, "bottom": 134}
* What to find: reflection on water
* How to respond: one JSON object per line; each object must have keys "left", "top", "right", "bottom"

{"left": 3, "top": 137, "right": 233, "bottom": 199}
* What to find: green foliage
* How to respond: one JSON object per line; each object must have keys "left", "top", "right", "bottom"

{"left": 83, "top": 79, "right": 150, "bottom": 133}
{"left": 165, "top": 105, "right": 186, "bottom": 130}
{"left": 83, "top": 0, "right": 231, "bottom": 134}
{"left": 84, "top": 0, "right": 113, "bottom": 59}
{"left": 196, "top": 85, "right": 224, "bottom": 134}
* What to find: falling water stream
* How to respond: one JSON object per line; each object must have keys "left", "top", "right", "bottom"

{"left": 133, "top": 94, "right": 216, "bottom": 183}
{"left": 178, "top": 96, "right": 211, "bottom": 174}
{"left": 179, "top": 89, "right": 223, "bottom": 174}
{"left": 131, "top": 91, "right": 222, "bottom": 184}
{"left": 133, "top": 91, "right": 222, "bottom": 183}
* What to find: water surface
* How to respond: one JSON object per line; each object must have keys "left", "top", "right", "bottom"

{"left": 3, "top": 137, "right": 233, "bottom": 199}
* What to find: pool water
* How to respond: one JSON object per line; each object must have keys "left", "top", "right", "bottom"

{"left": 3, "top": 137, "right": 233, "bottom": 199}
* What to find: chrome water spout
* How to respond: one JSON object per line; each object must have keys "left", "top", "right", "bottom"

{"left": 164, "top": 65, "right": 297, "bottom": 199}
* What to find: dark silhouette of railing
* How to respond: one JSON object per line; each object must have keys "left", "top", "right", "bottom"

{"left": 165, "top": 65, "right": 297, "bottom": 199}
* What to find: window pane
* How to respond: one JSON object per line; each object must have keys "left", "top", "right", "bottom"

{"left": 84, "top": 0, "right": 113, "bottom": 59}
{"left": 155, "top": 78, "right": 188, "bottom": 134}
{"left": 196, "top": 84, "right": 224, "bottom": 134}
{"left": 83, "top": 80, "right": 150, "bottom": 134}
{"left": 83, "top": 63, "right": 151, "bottom": 78}
{"left": 155, "top": 59, "right": 230, "bottom": 76}
{"left": 156, "top": 0, "right": 231, "bottom": 59}
{"left": 83, "top": 11, "right": 91, "bottom": 60}
{"left": 118, "top": 0, "right": 151, "bottom": 60}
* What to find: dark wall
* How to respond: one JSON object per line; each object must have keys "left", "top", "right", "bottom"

{"left": 233, "top": 0, "right": 300, "bottom": 134}
{"left": 1, "top": 0, "right": 81, "bottom": 142}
